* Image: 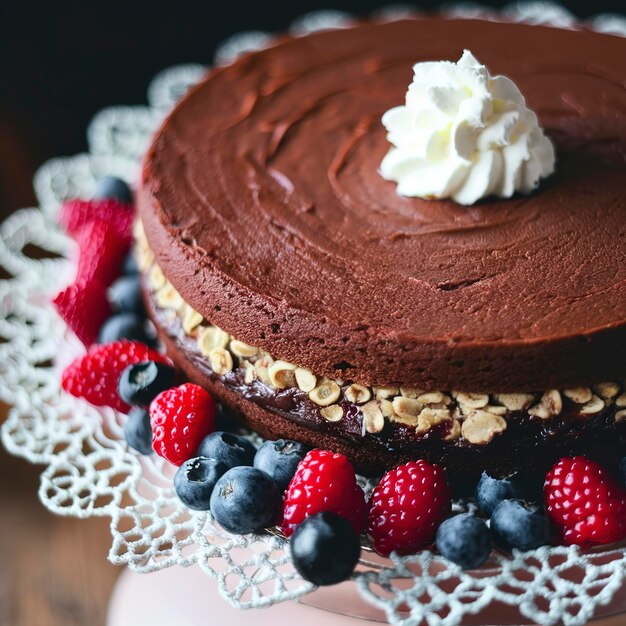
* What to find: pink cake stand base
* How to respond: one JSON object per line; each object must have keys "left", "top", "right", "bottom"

{"left": 106, "top": 564, "right": 626, "bottom": 626}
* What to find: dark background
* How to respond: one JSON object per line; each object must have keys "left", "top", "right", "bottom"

{"left": 1, "top": 0, "right": 624, "bottom": 216}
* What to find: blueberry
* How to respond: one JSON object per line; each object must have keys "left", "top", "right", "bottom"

{"left": 210, "top": 466, "right": 281, "bottom": 534}
{"left": 254, "top": 439, "right": 311, "bottom": 491}
{"left": 619, "top": 458, "right": 626, "bottom": 489}
{"left": 94, "top": 176, "right": 133, "bottom": 203}
{"left": 197, "top": 431, "right": 256, "bottom": 469}
{"left": 435, "top": 513, "right": 492, "bottom": 569}
{"left": 475, "top": 472, "right": 525, "bottom": 517}
{"left": 118, "top": 360, "right": 175, "bottom": 406}
{"left": 122, "top": 253, "right": 140, "bottom": 276}
{"left": 98, "top": 313, "right": 150, "bottom": 344}
{"left": 109, "top": 275, "right": 144, "bottom": 314}
{"left": 124, "top": 407, "right": 153, "bottom": 455}
{"left": 174, "top": 457, "right": 229, "bottom": 511}
{"left": 491, "top": 500, "right": 551, "bottom": 552}
{"left": 290, "top": 511, "right": 361, "bottom": 586}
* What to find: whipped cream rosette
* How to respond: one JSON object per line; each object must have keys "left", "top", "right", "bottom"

{"left": 380, "top": 50, "right": 556, "bottom": 205}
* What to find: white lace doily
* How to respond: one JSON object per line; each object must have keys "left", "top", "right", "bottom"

{"left": 2, "top": 5, "right": 626, "bottom": 626}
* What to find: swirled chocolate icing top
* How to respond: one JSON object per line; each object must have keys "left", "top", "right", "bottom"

{"left": 140, "top": 18, "right": 626, "bottom": 392}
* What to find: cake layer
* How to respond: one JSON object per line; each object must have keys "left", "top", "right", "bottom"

{"left": 140, "top": 17, "right": 626, "bottom": 391}
{"left": 142, "top": 274, "right": 626, "bottom": 481}
{"left": 137, "top": 232, "right": 626, "bottom": 479}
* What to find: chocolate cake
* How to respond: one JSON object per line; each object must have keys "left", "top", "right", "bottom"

{"left": 137, "top": 17, "right": 626, "bottom": 481}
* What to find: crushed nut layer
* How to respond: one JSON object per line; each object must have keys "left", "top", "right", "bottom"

{"left": 136, "top": 223, "right": 625, "bottom": 447}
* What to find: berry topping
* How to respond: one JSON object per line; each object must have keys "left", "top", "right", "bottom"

{"left": 545, "top": 456, "right": 626, "bottom": 546}
{"left": 254, "top": 439, "right": 311, "bottom": 491}
{"left": 123, "top": 407, "right": 153, "bottom": 455}
{"left": 94, "top": 176, "right": 133, "bottom": 203}
{"left": 197, "top": 431, "right": 256, "bottom": 470}
{"left": 61, "top": 340, "right": 169, "bottom": 413}
{"left": 118, "top": 361, "right": 175, "bottom": 407}
{"left": 368, "top": 460, "right": 452, "bottom": 556}
{"left": 97, "top": 312, "right": 151, "bottom": 345}
{"left": 122, "top": 253, "right": 140, "bottom": 276}
{"left": 435, "top": 513, "right": 492, "bottom": 570}
{"left": 475, "top": 471, "right": 525, "bottom": 518}
{"left": 290, "top": 511, "right": 361, "bottom": 586}
{"left": 60, "top": 198, "right": 134, "bottom": 244}
{"left": 109, "top": 275, "right": 144, "bottom": 313}
{"left": 150, "top": 383, "right": 216, "bottom": 466}
{"left": 210, "top": 466, "right": 282, "bottom": 534}
{"left": 491, "top": 500, "right": 551, "bottom": 551}
{"left": 75, "top": 218, "right": 129, "bottom": 287}
{"left": 281, "top": 449, "right": 367, "bottom": 538}
{"left": 174, "top": 457, "right": 229, "bottom": 511}
{"left": 53, "top": 279, "right": 112, "bottom": 347}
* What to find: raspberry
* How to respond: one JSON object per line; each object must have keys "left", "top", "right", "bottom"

{"left": 368, "top": 460, "right": 452, "bottom": 556}
{"left": 75, "top": 218, "right": 130, "bottom": 287}
{"left": 545, "top": 456, "right": 626, "bottom": 546}
{"left": 53, "top": 279, "right": 112, "bottom": 346}
{"left": 150, "top": 383, "right": 217, "bottom": 466}
{"left": 60, "top": 198, "right": 134, "bottom": 244}
{"left": 281, "top": 449, "right": 367, "bottom": 538}
{"left": 61, "top": 340, "right": 170, "bottom": 413}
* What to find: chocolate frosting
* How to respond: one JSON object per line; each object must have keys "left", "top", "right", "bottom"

{"left": 140, "top": 18, "right": 626, "bottom": 391}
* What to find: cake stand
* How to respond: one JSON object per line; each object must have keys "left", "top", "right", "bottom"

{"left": 2, "top": 5, "right": 626, "bottom": 626}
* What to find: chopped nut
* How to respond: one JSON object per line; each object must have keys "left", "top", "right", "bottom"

{"left": 208, "top": 347, "right": 233, "bottom": 376}
{"left": 373, "top": 386, "right": 399, "bottom": 399}
{"left": 243, "top": 360, "right": 255, "bottom": 384}
{"left": 494, "top": 393, "right": 535, "bottom": 411}
{"left": 345, "top": 384, "right": 371, "bottom": 405}
{"left": 563, "top": 387, "right": 593, "bottom": 405}
{"left": 616, "top": 393, "right": 626, "bottom": 408}
{"left": 416, "top": 407, "right": 451, "bottom": 434}
{"left": 197, "top": 326, "right": 230, "bottom": 355}
{"left": 361, "top": 401, "right": 385, "bottom": 433}
{"left": 579, "top": 394, "right": 605, "bottom": 415}
{"left": 320, "top": 404, "right": 343, "bottom": 422}
{"left": 392, "top": 397, "right": 422, "bottom": 420}
{"left": 444, "top": 419, "right": 462, "bottom": 441}
{"left": 417, "top": 392, "right": 450, "bottom": 406}
{"left": 309, "top": 380, "right": 341, "bottom": 406}
{"left": 268, "top": 360, "right": 297, "bottom": 389}
{"left": 229, "top": 340, "right": 259, "bottom": 358}
{"left": 137, "top": 246, "right": 154, "bottom": 272}
{"left": 399, "top": 387, "right": 422, "bottom": 398}
{"left": 294, "top": 368, "right": 317, "bottom": 393}
{"left": 155, "top": 283, "right": 184, "bottom": 311}
{"left": 149, "top": 265, "right": 167, "bottom": 290}
{"left": 528, "top": 390, "right": 563, "bottom": 419}
{"left": 182, "top": 305, "right": 203, "bottom": 334}
{"left": 461, "top": 410, "right": 507, "bottom": 445}
{"left": 483, "top": 405, "right": 508, "bottom": 416}
{"left": 615, "top": 409, "right": 626, "bottom": 422}
{"left": 254, "top": 354, "right": 275, "bottom": 386}
{"left": 455, "top": 392, "right": 489, "bottom": 409}
{"left": 592, "top": 382, "right": 620, "bottom": 401}
{"left": 379, "top": 399, "right": 394, "bottom": 417}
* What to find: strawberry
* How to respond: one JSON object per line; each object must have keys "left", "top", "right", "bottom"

{"left": 53, "top": 279, "right": 112, "bottom": 346}
{"left": 75, "top": 218, "right": 129, "bottom": 286}
{"left": 60, "top": 198, "right": 134, "bottom": 244}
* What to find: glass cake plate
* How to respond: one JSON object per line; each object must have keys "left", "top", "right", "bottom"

{"left": 1, "top": 4, "right": 625, "bottom": 626}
